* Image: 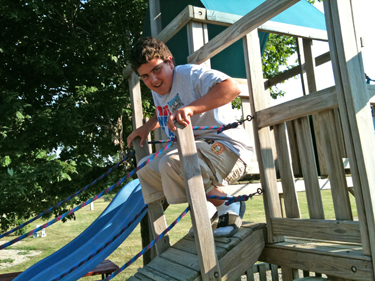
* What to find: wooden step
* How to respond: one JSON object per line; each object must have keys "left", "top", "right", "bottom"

{"left": 129, "top": 222, "right": 266, "bottom": 281}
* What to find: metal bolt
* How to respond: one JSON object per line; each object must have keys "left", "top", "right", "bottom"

{"left": 198, "top": 11, "right": 203, "bottom": 16}
{"left": 351, "top": 266, "right": 357, "bottom": 272}
{"left": 214, "top": 272, "right": 219, "bottom": 278}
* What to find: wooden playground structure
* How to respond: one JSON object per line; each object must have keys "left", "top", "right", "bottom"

{"left": 126, "top": 0, "right": 375, "bottom": 280}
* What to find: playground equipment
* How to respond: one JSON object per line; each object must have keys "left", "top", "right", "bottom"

{"left": 12, "top": 180, "right": 147, "bottom": 281}
{"left": 2, "top": 0, "right": 375, "bottom": 280}
{"left": 125, "top": 0, "right": 375, "bottom": 280}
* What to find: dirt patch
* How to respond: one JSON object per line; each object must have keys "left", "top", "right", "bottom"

{"left": 0, "top": 249, "right": 42, "bottom": 270}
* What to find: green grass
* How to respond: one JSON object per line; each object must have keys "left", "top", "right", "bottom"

{"left": 0, "top": 189, "right": 357, "bottom": 280}
{"left": 0, "top": 259, "right": 15, "bottom": 264}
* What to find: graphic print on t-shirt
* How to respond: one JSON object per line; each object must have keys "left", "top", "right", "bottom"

{"left": 155, "top": 105, "right": 175, "bottom": 140}
{"left": 168, "top": 94, "right": 184, "bottom": 113}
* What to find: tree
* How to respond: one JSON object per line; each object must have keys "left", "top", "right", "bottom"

{"left": 0, "top": 0, "right": 148, "bottom": 232}
{"left": 262, "top": 0, "right": 322, "bottom": 99}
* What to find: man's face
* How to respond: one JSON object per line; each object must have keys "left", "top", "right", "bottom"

{"left": 138, "top": 57, "right": 174, "bottom": 96}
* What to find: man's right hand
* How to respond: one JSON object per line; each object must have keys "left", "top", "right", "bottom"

{"left": 127, "top": 126, "right": 150, "bottom": 148}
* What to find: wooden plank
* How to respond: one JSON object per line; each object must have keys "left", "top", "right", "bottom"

{"left": 267, "top": 51, "right": 331, "bottom": 88}
{"left": 258, "top": 21, "right": 327, "bottom": 41}
{"left": 286, "top": 121, "right": 302, "bottom": 176}
{"left": 257, "top": 86, "right": 337, "bottom": 128}
{"left": 187, "top": 17, "right": 211, "bottom": 69}
{"left": 273, "top": 123, "right": 301, "bottom": 218}
{"left": 149, "top": 0, "right": 162, "bottom": 38}
{"left": 270, "top": 264, "right": 280, "bottom": 281}
{"left": 188, "top": 0, "right": 300, "bottom": 64}
{"left": 271, "top": 218, "right": 361, "bottom": 243}
{"left": 175, "top": 123, "right": 221, "bottom": 280}
{"left": 243, "top": 31, "right": 283, "bottom": 243}
{"left": 281, "top": 266, "right": 299, "bottom": 281}
{"left": 333, "top": 108, "right": 347, "bottom": 158}
{"left": 134, "top": 272, "right": 162, "bottom": 281}
{"left": 294, "top": 117, "right": 324, "bottom": 219}
{"left": 246, "top": 268, "right": 255, "bottom": 281}
{"left": 193, "top": 6, "right": 327, "bottom": 41}
{"left": 219, "top": 228, "right": 265, "bottom": 281}
{"left": 259, "top": 246, "right": 373, "bottom": 280}
{"left": 297, "top": 38, "right": 328, "bottom": 176}
{"left": 259, "top": 263, "right": 268, "bottom": 281}
{"left": 172, "top": 237, "right": 227, "bottom": 259}
{"left": 323, "top": 0, "right": 374, "bottom": 259}
{"left": 138, "top": 266, "right": 180, "bottom": 281}
{"left": 147, "top": 257, "right": 200, "bottom": 281}
{"left": 160, "top": 247, "right": 200, "bottom": 271}
{"left": 318, "top": 110, "right": 353, "bottom": 220}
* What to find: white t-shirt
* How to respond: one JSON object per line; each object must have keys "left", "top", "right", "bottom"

{"left": 152, "top": 64, "right": 254, "bottom": 164}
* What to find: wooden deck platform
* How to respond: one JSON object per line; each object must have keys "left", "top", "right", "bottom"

{"left": 128, "top": 222, "right": 266, "bottom": 281}
{"left": 259, "top": 238, "right": 373, "bottom": 281}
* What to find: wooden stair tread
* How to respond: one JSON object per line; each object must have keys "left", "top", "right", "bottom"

{"left": 130, "top": 222, "right": 266, "bottom": 281}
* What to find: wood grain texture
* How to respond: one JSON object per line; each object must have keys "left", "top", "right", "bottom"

{"left": 294, "top": 117, "right": 324, "bottom": 219}
{"left": 257, "top": 86, "right": 337, "bottom": 128}
{"left": 188, "top": 0, "right": 300, "bottom": 64}
{"left": 260, "top": 244, "right": 373, "bottom": 280}
{"left": 271, "top": 218, "right": 361, "bottom": 243}
{"left": 243, "top": 31, "right": 283, "bottom": 243}
{"left": 318, "top": 110, "right": 353, "bottom": 220}
{"left": 323, "top": 0, "right": 374, "bottom": 260}
{"left": 273, "top": 123, "right": 301, "bottom": 218}
{"left": 175, "top": 123, "right": 221, "bottom": 280}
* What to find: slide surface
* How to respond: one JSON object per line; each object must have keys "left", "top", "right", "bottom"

{"left": 14, "top": 179, "right": 147, "bottom": 281}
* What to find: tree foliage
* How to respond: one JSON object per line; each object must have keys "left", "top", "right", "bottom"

{"left": 0, "top": 0, "right": 148, "bottom": 232}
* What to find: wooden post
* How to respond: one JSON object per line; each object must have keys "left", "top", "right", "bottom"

{"left": 243, "top": 30, "right": 283, "bottom": 243}
{"left": 323, "top": 0, "right": 375, "bottom": 270}
{"left": 128, "top": 73, "right": 154, "bottom": 264}
{"left": 149, "top": 0, "right": 168, "bottom": 151}
{"left": 175, "top": 123, "right": 221, "bottom": 281}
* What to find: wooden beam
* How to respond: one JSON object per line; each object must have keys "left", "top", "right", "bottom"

{"left": 149, "top": 0, "right": 162, "bottom": 38}
{"left": 192, "top": 6, "right": 328, "bottom": 41}
{"left": 267, "top": 51, "right": 331, "bottom": 88}
{"left": 175, "top": 122, "right": 221, "bottom": 281}
{"left": 243, "top": 30, "right": 283, "bottom": 243}
{"left": 258, "top": 21, "right": 328, "bottom": 41}
{"left": 260, "top": 244, "right": 373, "bottom": 280}
{"left": 271, "top": 218, "right": 361, "bottom": 243}
{"left": 257, "top": 86, "right": 337, "bottom": 128}
{"left": 323, "top": 0, "right": 375, "bottom": 260}
{"left": 188, "top": 0, "right": 300, "bottom": 64}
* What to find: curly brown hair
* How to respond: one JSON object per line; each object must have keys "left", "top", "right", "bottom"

{"left": 129, "top": 37, "right": 173, "bottom": 74}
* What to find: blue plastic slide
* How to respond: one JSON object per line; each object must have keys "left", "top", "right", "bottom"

{"left": 14, "top": 179, "right": 147, "bottom": 281}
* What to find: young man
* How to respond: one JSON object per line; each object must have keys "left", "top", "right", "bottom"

{"left": 127, "top": 37, "right": 253, "bottom": 237}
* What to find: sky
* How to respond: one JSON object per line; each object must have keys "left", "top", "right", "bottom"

{"left": 272, "top": 1, "right": 375, "bottom": 106}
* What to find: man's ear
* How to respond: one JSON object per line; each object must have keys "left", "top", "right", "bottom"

{"left": 168, "top": 56, "right": 175, "bottom": 69}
